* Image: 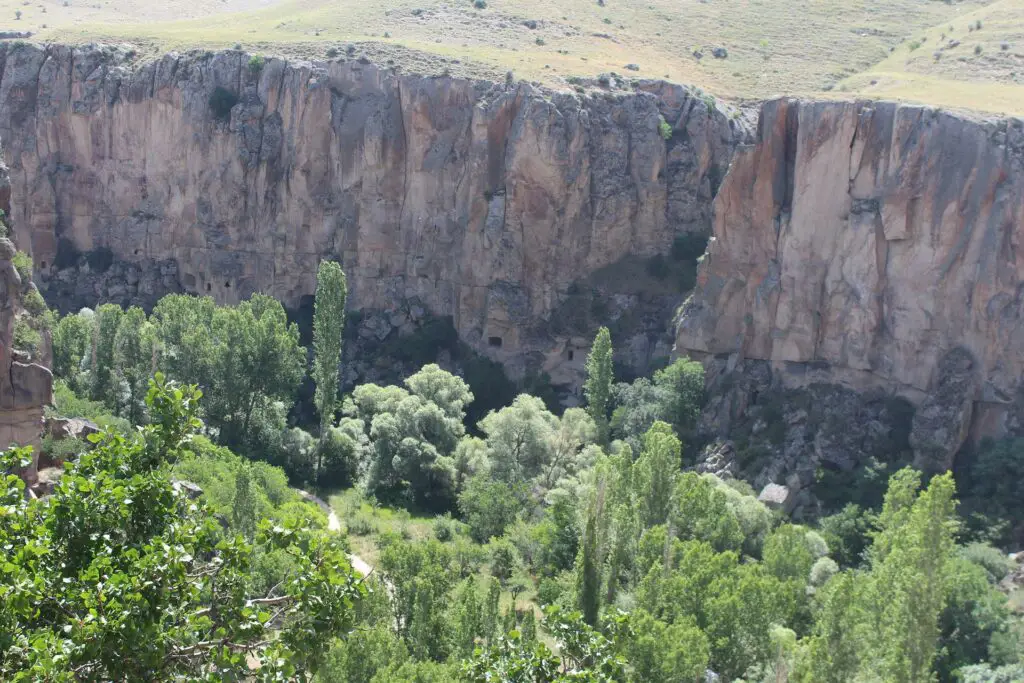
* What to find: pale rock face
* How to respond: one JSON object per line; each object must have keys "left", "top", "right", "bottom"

{"left": 0, "top": 43, "right": 742, "bottom": 379}
{"left": 678, "top": 98, "right": 1024, "bottom": 468}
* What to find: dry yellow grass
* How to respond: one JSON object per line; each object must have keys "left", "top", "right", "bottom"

{"left": 838, "top": 0, "right": 1024, "bottom": 114}
{"left": 3, "top": 0, "right": 1022, "bottom": 112}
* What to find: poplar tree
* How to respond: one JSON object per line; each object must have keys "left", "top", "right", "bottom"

{"left": 583, "top": 326, "right": 613, "bottom": 445}
{"left": 312, "top": 261, "right": 348, "bottom": 477}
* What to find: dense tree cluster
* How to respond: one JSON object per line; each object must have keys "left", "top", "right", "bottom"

{"left": 17, "top": 258, "right": 1024, "bottom": 681}
{"left": 1, "top": 377, "right": 363, "bottom": 680}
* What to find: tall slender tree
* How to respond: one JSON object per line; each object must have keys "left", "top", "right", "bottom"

{"left": 583, "top": 326, "right": 613, "bottom": 446}
{"left": 311, "top": 261, "right": 348, "bottom": 478}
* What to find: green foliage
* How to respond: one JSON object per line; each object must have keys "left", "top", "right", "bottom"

{"left": 464, "top": 607, "right": 626, "bottom": 682}
{"left": 819, "top": 503, "right": 875, "bottom": 568}
{"left": 52, "top": 311, "right": 92, "bottom": 388}
{"left": 112, "top": 306, "right": 159, "bottom": 424}
{"left": 11, "top": 318, "right": 40, "bottom": 355}
{"left": 633, "top": 421, "right": 680, "bottom": 527}
{"left": 21, "top": 287, "right": 46, "bottom": 317}
{"left": 584, "top": 327, "right": 614, "bottom": 445}
{"left": 958, "top": 437, "right": 1024, "bottom": 546}
{"left": 657, "top": 115, "right": 672, "bottom": 140}
{"left": 459, "top": 474, "right": 524, "bottom": 543}
{"left": 935, "top": 557, "right": 1015, "bottom": 681}
{"left": 248, "top": 54, "right": 265, "bottom": 72}
{"left": 671, "top": 473, "right": 744, "bottom": 552}
{"left": 960, "top": 542, "right": 1015, "bottom": 584}
{"left": 318, "top": 420, "right": 365, "bottom": 488}
{"left": 533, "top": 495, "right": 581, "bottom": 577}
{"left": 347, "top": 365, "right": 470, "bottom": 510}
{"left": 319, "top": 624, "right": 409, "bottom": 682}
{"left": 89, "top": 303, "right": 124, "bottom": 406}
{"left": 11, "top": 249, "right": 32, "bottom": 281}
{"left": 312, "top": 261, "right": 348, "bottom": 459}
{"left": 0, "top": 376, "right": 363, "bottom": 680}
{"left": 611, "top": 358, "right": 704, "bottom": 451}
{"left": 627, "top": 610, "right": 709, "bottom": 683}
{"left": 957, "top": 664, "right": 1024, "bottom": 682}
{"left": 489, "top": 537, "right": 521, "bottom": 583}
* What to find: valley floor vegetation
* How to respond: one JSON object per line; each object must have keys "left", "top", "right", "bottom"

{"left": 3, "top": 257, "right": 1024, "bottom": 681}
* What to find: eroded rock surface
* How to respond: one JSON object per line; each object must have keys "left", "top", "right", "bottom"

{"left": 1, "top": 240, "right": 52, "bottom": 472}
{"left": 0, "top": 43, "right": 744, "bottom": 380}
{"left": 678, "top": 98, "right": 1024, "bottom": 469}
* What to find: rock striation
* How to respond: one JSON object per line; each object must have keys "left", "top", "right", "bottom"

{"left": 0, "top": 42, "right": 743, "bottom": 378}
{"left": 677, "top": 98, "right": 1024, "bottom": 471}
{"left": 0, "top": 157, "right": 52, "bottom": 478}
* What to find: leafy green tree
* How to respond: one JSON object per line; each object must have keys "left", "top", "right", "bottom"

{"left": 490, "top": 538, "right": 521, "bottom": 583}
{"left": 449, "top": 578, "right": 484, "bottom": 657}
{"left": 670, "top": 473, "right": 744, "bottom": 552}
{"left": 112, "top": 306, "right": 158, "bottom": 424}
{"left": 350, "top": 366, "right": 469, "bottom": 510}
{"left": 611, "top": 358, "right": 704, "bottom": 450}
{"left": 533, "top": 495, "right": 581, "bottom": 577}
{"left": 232, "top": 466, "right": 258, "bottom": 539}
{"left": 150, "top": 293, "right": 216, "bottom": 387}
{"left": 763, "top": 524, "right": 817, "bottom": 583}
{"left": 480, "top": 393, "right": 559, "bottom": 485}
{"left": 207, "top": 294, "right": 306, "bottom": 448}
{"left": 318, "top": 419, "right": 367, "bottom": 488}
{"left": 584, "top": 327, "right": 613, "bottom": 445}
{"left": 632, "top": 421, "right": 680, "bottom": 527}
{"left": 868, "top": 471, "right": 958, "bottom": 683}
{"left": 792, "top": 570, "right": 867, "bottom": 683}
{"left": 378, "top": 539, "right": 455, "bottom": 647}
{"left": 958, "top": 436, "right": 1024, "bottom": 546}
{"left": 465, "top": 607, "right": 627, "bottom": 683}
{"left": 935, "top": 557, "right": 1015, "bottom": 681}
{"left": 458, "top": 474, "right": 525, "bottom": 543}
{"left": 51, "top": 311, "right": 92, "bottom": 389}
{"left": 819, "top": 503, "right": 875, "bottom": 568}
{"left": 0, "top": 376, "right": 363, "bottom": 680}
{"left": 576, "top": 491, "right": 603, "bottom": 626}
{"left": 318, "top": 624, "right": 409, "bottom": 683}
{"left": 89, "top": 303, "right": 123, "bottom": 406}
{"left": 626, "top": 610, "right": 709, "bottom": 683}
{"left": 312, "top": 261, "right": 348, "bottom": 472}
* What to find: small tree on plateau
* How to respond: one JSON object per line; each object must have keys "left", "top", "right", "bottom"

{"left": 312, "top": 260, "right": 348, "bottom": 479}
{"left": 584, "top": 326, "right": 614, "bottom": 445}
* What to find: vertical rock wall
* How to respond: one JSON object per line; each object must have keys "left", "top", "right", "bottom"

{"left": 0, "top": 43, "right": 743, "bottom": 377}
{"left": 677, "top": 98, "right": 1024, "bottom": 469}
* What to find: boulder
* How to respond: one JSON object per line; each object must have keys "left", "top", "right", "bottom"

{"left": 758, "top": 482, "right": 796, "bottom": 512}
{"left": 47, "top": 416, "right": 101, "bottom": 441}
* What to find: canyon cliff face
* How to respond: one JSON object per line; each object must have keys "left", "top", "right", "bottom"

{"left": 0, "top": 153, "right": 53, "bottom": 480}
{"left": 677, "top": 98, "right": 1024, "bottom": 472}
{"left": 0, "top": 42, "right": 742, "bottom": 380}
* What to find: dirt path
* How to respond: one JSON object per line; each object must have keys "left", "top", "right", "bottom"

{"left": 296, "top": 490, "right": 374, "bottom": 577}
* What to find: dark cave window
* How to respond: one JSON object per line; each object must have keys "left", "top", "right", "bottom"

{"left": 206, "top": 283, "right": 212, "bottom": 292}
{"left": 568, "top": 349, "right": 575, "bottom": 361}
{"left": 39, "top": 261, "right": 47, "bottom": 269}
{"left": 488, "top": 336, "right": 503, "bottom": 348}
{"left": 225, "top": 281, "right": 231, "bottom": 289}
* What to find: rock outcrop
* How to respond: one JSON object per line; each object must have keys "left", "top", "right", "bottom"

{"left": 0, "top": 155, "right": 53, "bottom": 479}
{"left": 0, "top": 42, "right": 743, "bottom": 379}
{"left": 677, "top": 98, "right": 1024, "bottom": 470}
